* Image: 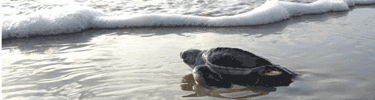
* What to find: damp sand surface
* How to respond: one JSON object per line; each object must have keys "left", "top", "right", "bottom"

{"left": 2, "top": 6, "right": 375, "bottom": 100}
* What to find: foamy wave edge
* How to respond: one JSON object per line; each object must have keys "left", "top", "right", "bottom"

{"left": 2, "top": 0, "right": 375, "bottom": 39}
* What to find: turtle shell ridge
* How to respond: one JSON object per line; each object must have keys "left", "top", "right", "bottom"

{"left": 205, "top": 47, "right": 273, "bottom": 68}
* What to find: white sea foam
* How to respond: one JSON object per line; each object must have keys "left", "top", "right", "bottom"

{"left": 2, "top": 0, "right": 375, "bottom": 39}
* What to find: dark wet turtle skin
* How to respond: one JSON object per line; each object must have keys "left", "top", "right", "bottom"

{"left": 181, "top": 47, "right": 298, "bottom": 88}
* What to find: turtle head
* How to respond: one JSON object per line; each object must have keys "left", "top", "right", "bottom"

{"left": 181, "top": 49, "right": 203, "bottom": 68}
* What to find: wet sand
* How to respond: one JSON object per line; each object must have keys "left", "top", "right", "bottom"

{"left": 2, "top": 5, "right": 375, "bottom": 100}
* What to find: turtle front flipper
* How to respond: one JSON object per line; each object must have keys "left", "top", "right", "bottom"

{"left": 193, "top": 65, "right": 232, "bottom": 88}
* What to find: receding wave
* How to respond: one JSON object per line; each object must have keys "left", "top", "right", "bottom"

{"left": 2, "top": 0, "right": 375, "bottom": 39}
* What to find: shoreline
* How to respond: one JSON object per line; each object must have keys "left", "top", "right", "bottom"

{"left": 2, "top": 0, "right": 375, "bottom": 39}
{"left": 2, "top": 5, "right": 375, "bottom": 42}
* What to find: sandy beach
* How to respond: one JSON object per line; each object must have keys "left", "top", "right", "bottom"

{"left": 2, "top": 5, "right": 375, "bottom": 100}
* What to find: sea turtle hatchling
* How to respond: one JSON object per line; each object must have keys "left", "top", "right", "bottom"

{"left": 180, "top": 47, "right": 298, "bottom": 88}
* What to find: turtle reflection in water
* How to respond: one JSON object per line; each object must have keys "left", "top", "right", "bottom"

{"left": 180, "top": 47, "right": 298, "bottom": 88}
{"left": 181, "top": 74, "right": 278, "bottom": 99}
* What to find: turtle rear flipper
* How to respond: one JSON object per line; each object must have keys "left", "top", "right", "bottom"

{"left": 248, "top": 65, "right": 296, "bottom": 86}
{"left": 193, "top": 65, "right": 232, "bottom": 88}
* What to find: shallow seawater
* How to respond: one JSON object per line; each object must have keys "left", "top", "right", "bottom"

{"left": 2, "top": 6, "right": 375, "bottom": 100}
